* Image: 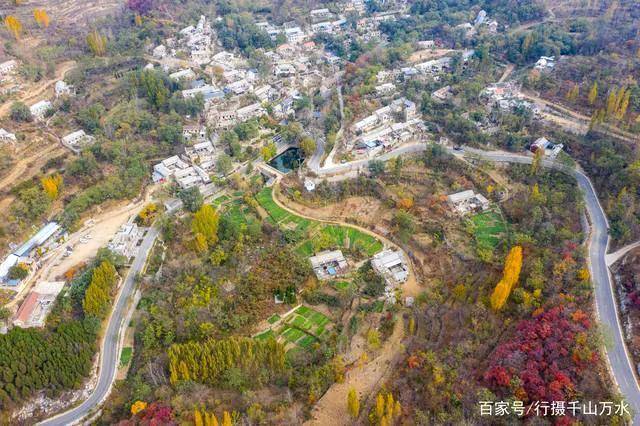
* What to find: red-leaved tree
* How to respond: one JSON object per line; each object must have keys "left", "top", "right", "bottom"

{"left": 127, "top": 0, "right": 154, "bottom": 15}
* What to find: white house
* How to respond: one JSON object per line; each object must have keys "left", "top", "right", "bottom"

{"left": 535, "top": 56, "right": 555, "bottom": 71}
{"left": 284, "top": 27, "right": 306, "bottom": 44}
{"left": 62, "top": 130, "right": 95, "bottom": 153}
{"left": 0, "top": 59, "right": 18, "bottom": 75}
{"left": 309, "top": 250, "right": 348, "bottom": 280}
{"left": 531, "top": 137, "right": 563, "bottom": 158}
{"left": 375, "top": 83, "right": 396, "bottom": 96}
{"left": 108, "top": 223, "right": 142, "bottom": 259}
{"left": 237, "top": 103, "right": 266, "bottom": 122}
{"left": 371, "top": 250, "right": 409, "bottom": 286}
{"left": 152, "top": 44, "right": 167, "bottom": 58}
{"left": 174, "top": 165, "right": 211, "bottom": 190}
{"left": 0, "top": 128, "right": 17, "bottom": 143}
{"left": 447, "top": 190, "right": 490, "bottom": 215}
{"left": 169, "top": 68, "right": 196, "bottom": 81}
{"left": 152, "top": 155, "right": 189, "bottom": 183}
{"left": 55, "top": 80, "right": 74, "bottom": 98}
{"left": 184, "top": 140, "right": 216, "bottom": 170}
{"left": 182, "top": 125, "right": 207, "bottom": 141}
{"left": 30, "top": 100, "right": 53, "bottom": 120}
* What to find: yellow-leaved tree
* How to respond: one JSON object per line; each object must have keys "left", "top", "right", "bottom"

{"left": 588, "top": 81, "right": 598, "bottom": 105}
{"left": 4, "top": 16, "right": 22, "bottom": 40}
{"left": 87, "top": 29, "right": 107, "bottom": 56}
{"left": 490, "top": 245, "right": 523, "bottom": 310}
{"left": 347, "top": 388, "right": 360, "bottom": 419}
{"left": 41, "top": 174, "right": 63, "bottom": 200}
{"left": 130, "top": 400, "right": 147, "bottom": 415}
{"left": 33, "top": 9, "right": 50, "bottom": 28}
{"left": 191, "top": 204, "right": 219, "bottom": 245}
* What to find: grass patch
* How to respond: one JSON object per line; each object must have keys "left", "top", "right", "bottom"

{"left": 332, "top": 281, "right": 352, "bottom": 290}
{"left": 470, "top": 210, "right": 508, "bottom": 250}
{"left": 255, "top": 329, "right": 275, "bottom": 341}
{"left": 120, "top": 347, "right": 133, "bottom": 367}
{"left": 267, "top": 314, "right": 281, "bottom": 324}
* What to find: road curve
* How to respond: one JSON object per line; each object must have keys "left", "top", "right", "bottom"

{"left": 39, "top": 228, "right": 159, "bottom": 426}
{"left": 313, "top": 144, "right": 640, "bottom": 422}
{"left": 463, "top": 149, "right": 640, "bottom": 423}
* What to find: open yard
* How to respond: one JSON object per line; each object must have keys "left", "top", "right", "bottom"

{"left": 469, "top": 210, "right": 508, "bottom": 250}
{"left": 254, "top": 305, "right": 332, "bottom": 352}
{"left": 256, "top": 187, "right": 383, "bottom": 257}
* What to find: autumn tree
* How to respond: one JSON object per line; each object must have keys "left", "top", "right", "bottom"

{"left": 192, "top": 204, "right": 220, "bottom": 245}
{"left": 82, "top": 260, "right": 118, "bottom": 318}
{"left": 41, "top": 174, "right": 63, "bottom": 200}
{"left": 396, "top": 198, "right": 414, "bottom": 210}
{"left": 372, "top": 392, "right": 401, "bottom": 425}
{"left": 347, "top": 388, "right": 360, "bottom": 418}
{"left": 261, "top": 142, "right": 277, "bottom": 161}
{"left": 137, "top": 203, "right": 158, "bottom": 226}
{"left": 4, "top": 16, "right": 22, "bottom": 40}
{"left": 299, "top": 136, "right": 317, "bottom": 157}
{"left": 33, "top": 9, "right": 50, "bottom": 28}
{"left": 168, "top": 337, "right": 286, "bottom": 386}
{"left": 131, "top": 401, "right": 147, "bottom": 415}
{"left": 531, "top": 149, "right": 543, "bottom": 174}
{"left": 565, "top": 84, "right": 579, "bottom": 103}
{"left": 490, "top": 246, "right": 523, "bottom": 310}
{"left": 87, "top": 29, "right": 107, "bottom": 56}
{"left": 588, "top": 82, "right": 598, "bottom": 105}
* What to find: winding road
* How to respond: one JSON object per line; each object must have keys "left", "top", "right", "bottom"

{"left": 39, "top": 141, "right": 639, "bottom": 424}
{"left": 310, "top": 142, "right": 640, "bottom": 422}
{"left": 38, "top": 228, "right": 159, "bottom": 426}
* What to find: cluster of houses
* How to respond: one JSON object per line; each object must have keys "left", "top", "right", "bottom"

{"left": 309, "top": 247, "right": 409, "bottom": 300}
{"left": 376, "top": 49, "right": 475, "bottom": 84}
{"left": 351, "top": 97, "right": 426, "bottom": 156}
{"left": 152, "top": 154, "right": 213, "bottom": 191}
{"left": 455, "top": 9, "right": 499, "bottom": 38}
{"left": 480, "top": 82, "right": 542, "bottom": 117}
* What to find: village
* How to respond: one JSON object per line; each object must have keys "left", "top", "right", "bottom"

{"left": 0, "top": 1, "right": 573, "bottom": 336}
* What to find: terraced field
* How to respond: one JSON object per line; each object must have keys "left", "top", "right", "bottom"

{"left": 255, "top": 305, "right": 332, "bottom": 351}
{"left": 256, "top": 187, "right": 383, "bottom": 257}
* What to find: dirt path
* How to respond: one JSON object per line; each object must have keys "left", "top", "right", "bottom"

{"left": 522, "top": 91, "right": 639, "bottom": 143}
{"left": 0, "top": 60, "right": 76, "bottom": 118}
{"left": 498, "top": 64, "right": 515, "bottom": 83}
{"left": 306, "top": 318, "right": 405, "bottom": 426}
{"left": 271, "top": 182, "right": 420, "bottom": 423}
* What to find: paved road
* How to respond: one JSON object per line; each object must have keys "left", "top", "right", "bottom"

{"left": 39, "top": 228, "right": 159, "bottom": 426}
{"left": 463, "top": 148, "right": 640, "bottom": 423}
{"left": 313, "top": 145, "right": 640, "bottom": 422}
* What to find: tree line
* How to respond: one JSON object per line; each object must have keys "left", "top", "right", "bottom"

{"left": 168, "top": 337, "right": 286, "bottom": 388}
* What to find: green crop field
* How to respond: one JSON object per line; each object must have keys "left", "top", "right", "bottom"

{"left": 254, "top": 305, "right": 331, "bottom": 351}
{"left": 470, "top": 210, "right": 508, "bottom": 250}
{"left": 255, "top": 187, "right": 383, "bottom": 257}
